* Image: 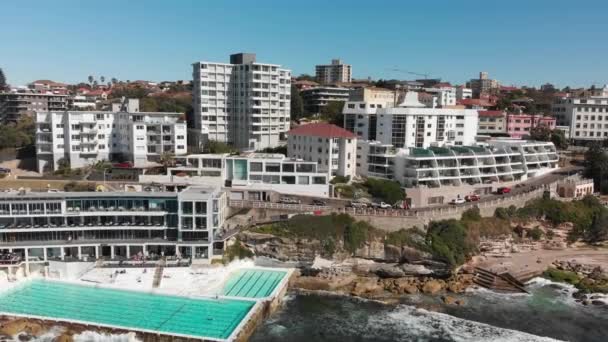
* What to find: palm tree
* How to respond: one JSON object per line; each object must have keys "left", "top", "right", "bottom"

{"left": 111, "top": 78, "right": 118, "bottom": 86}
{"left": 88, "top": 75, "right": 94, "bottom": 87}
{"left": 100, "top": 76, "right": 105, "bottom": 84}
{"left": 159, "top": 152, "right": 174, "bottom": 166}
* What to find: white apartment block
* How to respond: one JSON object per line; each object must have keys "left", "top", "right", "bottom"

{"left": 356, "top": 139, "right": 558, "bottom": 207}
{"left": 192, "top": 53, "right": 291, "bottom": 151}
{"left": 35, "top": 99, "right": 187, "bottom": 172}
{"left": 456, "top": 86, "right": 473, "bottom": 101}
{"left": 552, "top": 89, "right": 608, "bottom": 143}
{"left": 315, "top": 59, "right": 352, "bottom": 84}
{"left": 343, "top": 92, "right": 478, "bottom": 149}
{"left": 287, "top": 123, "right": 357, "bottom": 179}
{"left": 421, "top": 87, "right": 457, "bottom": 108}
{"left": 140, "top": 153, "right": 332, "bottom": 198}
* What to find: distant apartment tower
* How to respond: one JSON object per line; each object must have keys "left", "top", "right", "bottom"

{"left": 192, "top": 53, "right": 291, "bottom": 150}
{"left": 315, "top": 59, "right": 352, "bottom": 84}
{"left": 301, "top": 87, "right": 350, "bottom": 114}
{"left": 468, "top": 72, "right": 499, "bottom": 98}
{"left": 0, "top": 91, "right": 67, "bottom": 122}
{"left": 35, "top": 99, "right": 187, "bottom": 172}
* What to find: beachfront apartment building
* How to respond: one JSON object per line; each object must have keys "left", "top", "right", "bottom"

{"left": 35, "top": 99, "right": 187, "bottom": 172}
{"left": 315, "top": 59, "right": 352, "bottom": 84}
{"left": 343, "top": 92, "right": 478, "bottom": 149}
{"left": 300, "top": 86, "right": 350, "bottom": 114}
{"left": 0, "top": 186, "right": 228, "bottom": 264}
{"left": 552, "top": 91, "right": 608, "bottom": 143}
{"left": 192, "top": 53, "right": 291, "bottom": 151}
{"left": 356, "top": 139, "right": 559, "bottom": 207}
{"left": 0, "top": 91, "right": 68, "bottom": 122}
{"left": 287, "top": 123, "right": 357, "bottom": 179}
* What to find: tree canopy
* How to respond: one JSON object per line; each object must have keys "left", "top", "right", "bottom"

{"left": 320, "top": 101, "right": 345, "bottom": 127}
{"left": 584, "top": 142, "right": 608, "bottom": 194}
{"left": 290, "top": 84, "right": 304, "bottom": 120}
{"left": 0, "top": 68, "right": 6, "bottom": 90}
{"left": 203, "top": 140, "right": 237, "bottom": 154}
{"left": 528, "top": 126, "right": 569, "bottom": 150}
{"left": 0, "top": 116, "right": 35, "bottom": 149}
{"left": 363, "top": 178, "right": 404, "bottom": 204}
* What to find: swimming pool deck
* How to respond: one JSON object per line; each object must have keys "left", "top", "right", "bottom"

{"left": 0, "top": 267, "right": 293, "bottom": 341}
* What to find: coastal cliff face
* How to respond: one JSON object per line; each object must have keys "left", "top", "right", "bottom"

{"left": 238, "top": 231, "right": 434, "bottom": 267}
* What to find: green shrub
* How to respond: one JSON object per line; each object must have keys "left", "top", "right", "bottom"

{"left": 330, "top": 175, "right": 349, "bottom": 185}
{"left": 363, "top": 178, "right": 403, "bottom": 204}
{"left": 224, "top": 240, "right": 254, "bottom": 262}
{"left": 543, "top": 267, "right": 581, "bottom": 285}
{"left": 426, "top": 219, "right": 474, "bottom": 266}
{"left": 461, "top": 207, "right": 481, "bottom": 222}
{"left": 528, "top": 226, "right": 544, "bottom": 241}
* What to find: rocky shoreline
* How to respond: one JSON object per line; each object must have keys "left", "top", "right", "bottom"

{"left": 289, "top": 261, "right": 474, "bottom": 306}
{"left": 548, "top": 260, "right": 608, "bottom": 306}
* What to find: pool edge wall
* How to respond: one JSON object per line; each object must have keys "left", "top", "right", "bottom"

{"left": 0, "top": 314, "right": 224, "bottom": 342}
{"left": 232, "top": 269, "right": 294, "bottom": 342}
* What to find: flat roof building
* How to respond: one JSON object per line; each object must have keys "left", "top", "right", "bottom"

{"left": 35, "top": 98, "right": 187, "bottom": 172}
{"left": 0, "top": 186, "right": 227, "bottom": 263}
{"left": 343, "top": 92, "right": 479, "bottom": 149}
{"left": 192, "top": 53, "right": 291, "bottom": 151}
{"left": 287, "top": 123, "right": 357, "bottom": 179}
{"left": 0, "top": 91, "right": 67, "bottom": 122}
{"left": 315, "top": 59, "right": 352, "bottom": 84}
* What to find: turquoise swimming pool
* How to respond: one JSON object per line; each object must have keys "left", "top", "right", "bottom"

{"left": 0, "top": 280, "right": 254, "bottom": 340}
{"left": 222, "top": 269, "right": 287, "bottom": 299}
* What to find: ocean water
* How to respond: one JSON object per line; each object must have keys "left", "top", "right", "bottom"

{"left": 251, "top": 278, "right": 608, "bottom": 342}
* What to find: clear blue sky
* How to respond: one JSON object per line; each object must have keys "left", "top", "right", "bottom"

{"left": 2, "top": 0, "right": 607, "bottom": 88}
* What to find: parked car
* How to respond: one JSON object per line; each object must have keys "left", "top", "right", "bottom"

{"left": 496, "top": 187, "right": 511, "bottom": 195}
{"left": 349, "top": 201, "right": 368, "bottom": 208}
{"left": 465, "top": 194, "right": 480, "bottom": 202}
{"left": 372, "top": 202, "right": 392, "bottom": 209}
{"left": 311, "top": 199, "right": 326, "bottom": 206}
{"left": 0, "top": 167, "right": 11, "bottom": 174}
{"left": 113, "top": 162, "right": 133, "bottom": 168}
{"left": 279, "top": 197, "right": 301, "bottom": 204}
{"left": 450, "top": 197, "right": 466, "bottom": 205}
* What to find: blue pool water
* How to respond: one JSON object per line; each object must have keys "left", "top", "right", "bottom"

{"left": 0, "top": 280, "right": 255, "bottom": 340}
{"left": 222, "top": 269, "right": 287, "bottom": 298}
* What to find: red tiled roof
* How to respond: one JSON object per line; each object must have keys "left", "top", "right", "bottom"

{"left": 287, "top": 123, "right": 356, "bottom": 139}
{"left": 458, "top": 98, "right": 493, "bottom": 107}
{"left": 500, "top": 86, "right": 519, "bottom": 92}
{"left": 478, "top": 110, "right": 505, "bottom": 117}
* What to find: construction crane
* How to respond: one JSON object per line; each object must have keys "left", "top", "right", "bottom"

{"left": 387, "top": 68, "right": 431, "bottom": 80}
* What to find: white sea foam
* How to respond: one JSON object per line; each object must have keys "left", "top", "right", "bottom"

{"left": 364, "top": 304, "right": 563, "bottom": 342}
{"left": 73, "top": 331, "right": 141, "bottom": 342}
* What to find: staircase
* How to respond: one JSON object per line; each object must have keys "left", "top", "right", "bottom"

{"left": 472, "top": 267, "right": 528, "bottom": 293}
{"left": 152, "top": 258, "right": 166, "bottom": 288}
